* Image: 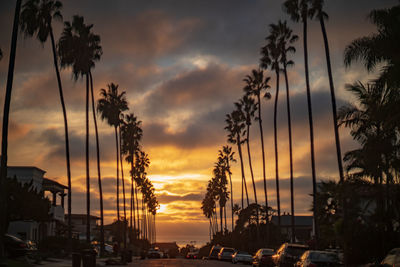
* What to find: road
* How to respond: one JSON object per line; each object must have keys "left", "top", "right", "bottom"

{"left": 127, "top": 258, "right": 251, "bottom": 267}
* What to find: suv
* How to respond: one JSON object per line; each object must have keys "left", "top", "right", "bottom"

{"left": 272, "top": 243, "right": 309, "bottom": 267}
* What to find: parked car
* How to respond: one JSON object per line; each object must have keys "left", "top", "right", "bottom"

{"left": 253, "top": 248, "right": 275, "bottom": 267}
{"left": 272, "top": 243, "right": 309, "bottom": 267}
{"left": 4, "top": 234, "right": 30, "bottom": 258}
{"left": 295, "top": 250, "right": 341, "bottom": 267}
{"left": 218, "top": 247, "right": 235, "bottom": 261}
{"left": 147, "top": 248, "right": 163, "bottom": 258}
{"left": 186, "top": 251, "right": 199, "bottom": 259}
{"left": 381, "top": 248, "right": 400, "bottom": 267}
{"left": 209, "top": 245, "right": 222, "bottom": 260}
{"left": 232, "top": 250, "right": 253, "bottom": 264}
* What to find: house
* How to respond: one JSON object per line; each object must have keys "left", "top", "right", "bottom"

{"left": 271, "top": 214, "right": 313, "bottom": 242}
{"left": 66, "top": 214, "right": 100, "bottom": 241}
{"left": 6, "top": 166, "right": 68, "bottom": 242}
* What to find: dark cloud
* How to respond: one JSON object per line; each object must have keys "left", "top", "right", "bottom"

{"left": 157, "top": 192, "right": 203, "bottom": 204}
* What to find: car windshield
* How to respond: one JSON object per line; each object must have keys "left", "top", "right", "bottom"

{"left": 309, "top": 252, "right": 339, "bottom": 262}
{"left": 286, "top": 247, "right": 308, "bottom": 257}
{"left": 262, "top": 249, "right": 275, "bottom": 255}
{"left": 224, "top": 248, "right": 235, "bottom": 253}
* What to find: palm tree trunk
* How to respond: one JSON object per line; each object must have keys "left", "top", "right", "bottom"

{"left": 0, "top": 0, "right": 22, "bottom": 257}
{"left": 224, "top": 206, "right": 227, "bottom": 231}
{"left": 119, "top": 127, "right": 127, "bottom": 248}
{"left": 319, "top": 17, "right": 344, "bottom": 183}
{"left": 114, "top": 126, "right": 120, "bottom": 221}
{"left": 303, "top": 18, "right": 318, "bottom": 243}
{"left": 246, "top": 125, "right": 259, "bottom": 226}
{"left": 135, "top": 182, "right": 139, "bottom": 239}
{"left": 237, "top": 136, "right": 249, "bottom": 206}
{"left": 49, "top": 27, "right": 73, "bottom": 251}
{"left": 85, "top": 73, "right": 91, "bottom": 243}
{"left": 227, "top": 160, "right": 234, "bottom": 231}
{"left": 257, "top": 94, "right": 268, "bottom": 212}
{"left": 219, "top": 204, "right": 223, "bottom": 232}
{"left": 283, "top": 65, "right": 295, "bottom": 243}
{"left": 89, "top": 71, "right": 104, "bottom": 255}
{"left": 130, "top": 157, "right": 135, "bottom": 233}
{"left": 273, "top": 68, "right": 281, "bottom": 229}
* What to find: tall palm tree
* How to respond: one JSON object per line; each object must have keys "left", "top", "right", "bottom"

{"left": 309, "top": 0, "right": 344, "bottom": 183}
{"left": 244, "top": 69, "right": 271, "bottom": 213}
{"left": 0, "top": 0, "right": 22, "bottom": 257}
{"left": 236, "top": 95, "right": 259, "bottom": 225}
{"left": 218, "top": 146, "right": 235, "bottom": 231}
{"left": 97, "top": 83, "right": 128, "bottom": 227}
{"left": 0, "top": 48, "right": 3, "bottom": 60}
{"left": 58, "top": 15, "right": 102, "bottom": 243}
{"left": 283, "top": 0, "right": 318, "bottom": 241}
{"left": 274, "top": 20, "right": 299, "bottom": 243}
{"left": 261, "top": 24, "right": 282, "bottom": 228}
{"left": 89, "top": 72, "right": 105, "bottom": 255}
{"left": 119, "top": 114, "right": 129, "bottom": 248}
{"left": 121, "top": 113, "right": 142, "bottom": 237}
{"left": 225, "top": 109, "right": 249, "bottom": 208}
{"left": 19, "top": 0, "right": 75, "bottom": 247}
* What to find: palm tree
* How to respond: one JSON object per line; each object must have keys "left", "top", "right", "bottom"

{"left": 121, "top": 113, "right": 142, "bottom": 237}
{"left": 261, "top": 24, "right": 282, "bottom": 228}
{"left": 218, "top": 146, "right": 235, "bottom": 231}
{"left": 118, "top": 115, "right": 128, "bottom": 248}
{"left": 19, "top": 0, "right": 75, "bottom": 247}
{"left": 236, "top": 95, "right": 259, "bottom": 225}
{"left": 244, "top": 69, "right": 271, "bottom": 213}
{"left": 344, "top": 3, "right": 400, "bottom": 87}
{"left": 0, "top": 48, "right": 3, "bottom": 60}
{"left": 0, "top": 0, "right": 22, "bottom": 257}
{"left": 225, "top": 109, "right": 249, "bottom": 208}
{"left": 309, "top": 0, "right": 344, "bottom": 183}
{"left": 97, "top": 83, "right": 128, "bottom": 227}
{"left": 58, "top": 15, "right": 102, "bottom": 243}
{"left": 273, "top": 20, "right": 299, "bottom": 243}
{"left": 283, "top": 0, "right": 318, "bottom": 241}
{"left": 213, "top": 162, "right": 229, "bottom": 232}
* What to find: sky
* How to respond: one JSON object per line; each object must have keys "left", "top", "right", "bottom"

{"left": 0, "top": 0, "right": 397, "bottom": 246}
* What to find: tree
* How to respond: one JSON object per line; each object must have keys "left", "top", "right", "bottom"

{"left": 0, "top": 48, "right": 2, "bottom": 60}
{"left": 261, "top": 23, "right": 282, "bottom": 228}
{"left": 309, "top": 0, "right": 345, "bottom": 183}
{"left": 19, "top": 0, "right": 73, "bottom": 247}
{"left": 225, "top": 109, "right": 249, "bottom": 208}
{"left": 283, "top": 0, "right": 318, "bottom": 241}
{"left": 244, "top": 69, "right": 271, "bottom": 214}
{"left": 344, "top": 3, "right": 400, "bottom": 87}
{"left": 58, "top": 15, "right": 102, "bottom": 243}
{"left": 97, "top": 83, "right": 128, "bottom": 228}
{"left": 0, "top": 0, "right": 22, "bottom": 258}
{"left": 236, "top": 95, "right": 259, "bottom": 225}
{"left": 273, "top": 20, "right": 299, "bottom": 242}
{"left": 218, "top": 146, "right": 236, "bottom": 231}
{"left": 121, "top": 113, "right": 142, "bottom": 238}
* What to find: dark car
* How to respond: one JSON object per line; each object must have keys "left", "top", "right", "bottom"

{"left": 253, "top": 248, "right": 275, "bottom": 267}
{"left": 4, "top": 234, "right": 30, "bottom": 258}
{"left": 209, "top": 245, "right": 222, "bottom": 260}
{"left": 272, "top": 243, "right": 309, "bottom": 267}
{"left": 381, "top": 248, "right": 400, "bottom": 267}
{"left": 295, "top": 250, "right": 341, "bottom": 267}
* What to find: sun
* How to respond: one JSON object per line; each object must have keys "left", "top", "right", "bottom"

{"left": 158, "top": 204, "right": 167, "bottom": 214}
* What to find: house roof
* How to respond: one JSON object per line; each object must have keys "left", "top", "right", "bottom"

{"left": 271, "top": 215, "right": 313, "bottom": 227}
{"left": 43, "top": 178, "right": 68, "bottom": 191}
{"left": 65, "top": 214, "right": 100, "bottom": 220}
{"left": 7, "top": 166, "right": 46, "bottom": 175}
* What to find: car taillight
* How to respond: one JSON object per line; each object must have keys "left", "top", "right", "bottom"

{"left": 194, "top": 255, "right": 197, "bottom": 259}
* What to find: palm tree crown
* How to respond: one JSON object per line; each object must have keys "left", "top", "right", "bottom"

{"left": 97, "top": 83, "right": 129, "bottom": 127}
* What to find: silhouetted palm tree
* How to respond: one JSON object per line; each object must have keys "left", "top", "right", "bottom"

{"left": 273, "top": 20, "right": 298, "bottom": 242}
{"left": 0, "top": 0, "right": 22, "bottom": 257}
{"left": 118, "top": 114, "right": 129, "bottom": 248}
{"left": 97, "top": 83, "right": 128, "bottom": 226}
{"left": 244, "top": 69, "right": 271, "bottom": 213}
{"left": 19, "top": 0, "right": 75, "bottom": 247}
{"left": 283, "top": 0, "right": 318, "bottom": 240}
{"left": 218, "top": 146, "right": 235, "bottom": 231}
{"left": 58, "top": 15, "right": 102, "bottom": 243}
{"left": 344, "top": 3, "right": 400, "bottom": 87}
{"left": 261, "top": 24, "right": 282, "bottom": 228}
{"left": 225, "top": 109, "right": 249, "bottom": 208}
{"left": 310, "top": 0, "right": 344, "bottom": 183}
{"left": 236, "top": 95, "right": 259, "bottom": 225}
{"left": 0, "top": 48, "right": 3, "bottom": 60}
{"left": 213, "top": 161, "right": 229, "bottom": 232}
{"left": 121, "top": 113, "right": 142, "bottom": 237}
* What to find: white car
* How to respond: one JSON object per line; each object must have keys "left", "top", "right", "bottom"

{"left": 232, "top": 251, "right": 253, "bottom": 264}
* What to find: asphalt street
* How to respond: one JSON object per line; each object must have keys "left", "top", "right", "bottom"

{"left": 127, "top": 258, "right": 251, "bottom": 267}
